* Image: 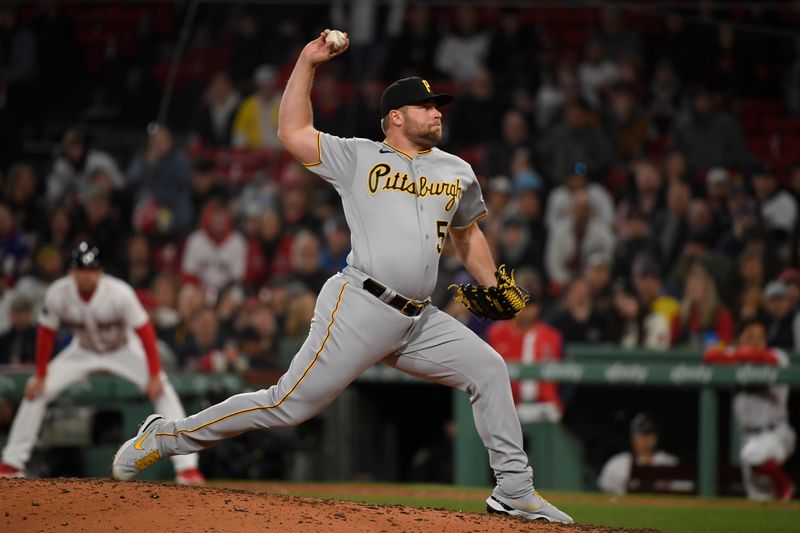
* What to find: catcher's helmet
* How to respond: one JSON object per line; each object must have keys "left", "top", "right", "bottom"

{"left": 70, "top": 242, "right": 101, "bottom": 269}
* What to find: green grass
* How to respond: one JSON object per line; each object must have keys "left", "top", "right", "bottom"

{"left": 214, "top": 482, "right": 800, "bottom": 533}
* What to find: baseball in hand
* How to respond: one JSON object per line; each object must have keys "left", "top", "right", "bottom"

{"left": 325, "top": 30, "right": 346, "bottom": 51}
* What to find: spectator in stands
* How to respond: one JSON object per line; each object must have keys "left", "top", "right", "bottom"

{"left": 602, "top": 82, "right": 648, "bottom": 163}
{"left": 74, "top": 185, "right": 126, "bottom": 272}
{"left": 762, "top": 280, "right": 800, "bottom": 351}
{"left": 434, "top": 6, "right": 489, "bottom": 83}
{"left": 598, "top": 413, "right": 678, "bottom": 495}
{"left": 578, "top": 39, "right": 620, "bottom": 109}
{"left": 703, "top": 317, "right": 796, "bottom": 501}
{"left": 705, "top": 167, "right": 732, "bottom": 231}
{"left": 320, "top": 217, "right": 350, "bottom": 275}
{"left": 597, "top": 8, "right": 642, "bottom": 65}
{"left": 613, "top": 206, "right": 659, "bottom": 281}
{"left": 182, "top": 201, "right": 247, "bottom": 294}
{"left": 232, "top": 65, "right": 283, "bottom": 150}
{"left": 482, "top": 176, "right": 512, "bottom": 245}
{"left": 749, "top": 163, "right": 798, "bottom": 246}
{"left": 487, "top": 7, "right": 540, "bottom": 95}
{"left": 673, "top": 85, "right": 749, "bottom": 174}
{"left": 647, "top": 60, "right": 684, "bottom": 137}
{"left": 37, "top": 205, "right": 73, "bottom": 264}
{"left": 535, "top": 62, "right": 579, "bottom": 132}
{"left": 735, "top": 251, "right": 767, "bottom": 316}
{"left": 668, "top": 228, "right": 733, "bottom": 303}
{"left": 651, "top": 178, "right": 691, "bottom": 268}
{"left": 311, "top": 72, "right": 352, "bottom": 138}
{"left": 190, "top": 158, "right": 228, "bottom": 225}
{"left": 149, "top": 273, "right": 181, "bottom": 337}
{"left": 0, "top": 296, "right": 35, "bottom": 366}
{"left": 447, "top": 67, "right": 503, "bottom": 150}
{"left": 288, "top": 230, "right": 326, "bottom": 294}
{"left": 509, "top": 176, "right": 547, "bottom": 275}
{"left": 180, "top": 306, "right": 227, "bottom": 371}
{"left": 608, "top": 282, "right": 671, "bottom": 349}
{"left": 280, "top": 180, "right": 318, "bottom": 234}
{"left": 718, "top": 188, "right": 756, "bottom": 255}
{"left": 548, "top": 277, "right": 607, "bottom": 343}
{"left": 4, "top": 163, "right": 44, "bottom": 240}
{"left": 236, "top": 325, "right": 276, "bottom": 371}
{"left": 483, "top": 110, "right": 536, "bottom": 178}
{"left": 385, "top": 5, "right": 439, "bottom": 81}
{"left": 546, "top": 189, "right": 615, "bottom": 292}
{"left": 632, "top": 257, "right": 680, "bottom": 338}
{"left": 119, "top": 234, "right": 155, "bottom": 290}
{"left": 496, "top": 215, "right": 538, "bottom": 273}
{"left": 46, "top": 129, "right": 124, "bottom": 208}
{"left": 8, "top": 245, "right": 62, "bottom": 319}
{"left": 780, "top": 269, "right": 800, "bottom": 310}
{"left": 0, "top": 202, "right": 30, "bottom": 282}
{"left": 538, "top": 99, "right": 613, "bottom": 184}
{"left": 617, "top": 159, "right": 666, "bottom": 226}
{"left": 163, "top": 282, "right": 204, "bottom": 355}
{"left": 645, "top": 13, "right": 692, "bottom": 80}
{"left": 584, "top": 253, "right": 613, "bottom": 317}
{"left": 789, "top": 163, "right": 800, "bottom": 206}
{"left": 546, "top": 162, "right": 614, "bottom": 230}
{"left": 661, "top": 149, "right": 689, "bottom": 184}
{"left": 352, "top": 78, "right": 385, "bottom": 140}
{"left": 229, "top": 12, "right": 265, "bottom": 90}
{"left": 127, "top": 124, "right": 193, "bottom": 237}
{"left": 706, "top": 23, "right": 746, "bottom": 98}
{"left": 277, "top": 290, "right": 314, "bottom": 367}
{"left": 488, "top": 268, "right": 563, "bottom": 423}
{"left": 676, "top": 260, "right": 735, "bottom": 347}
{"left": 249, "top": 209, "right": 294, "bottom": 286}
{"left": 193, "top": 71, "right": 240, "bottom": 147}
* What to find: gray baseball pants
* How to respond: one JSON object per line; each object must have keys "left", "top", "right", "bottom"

{"left": 153, "top": 269, "right": 533, "bottom": 498}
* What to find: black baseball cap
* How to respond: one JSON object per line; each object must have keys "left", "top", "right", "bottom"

{"left": 630, "top": 413, "right": 658, "bottom": 435}
{"left": 380, "top": 77, "right": 453, "bottom": 118}
{"left": 70, "top": 241, "right": 101, "bottom": 270}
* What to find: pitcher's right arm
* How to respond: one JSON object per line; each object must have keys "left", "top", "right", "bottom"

{"left": 277, "top": 30, "right": 349, "bottom": 165}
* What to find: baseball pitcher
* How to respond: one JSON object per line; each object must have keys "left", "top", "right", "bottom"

{"left": 112, "top": 30, "right": 572, "bottom": 523}
{"left": 0, "top": 243, "right": 204, "bottom": 484}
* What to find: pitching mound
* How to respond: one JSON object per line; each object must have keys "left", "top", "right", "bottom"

{"left": 0, "top": 478, "right": 652, "bottom": 532}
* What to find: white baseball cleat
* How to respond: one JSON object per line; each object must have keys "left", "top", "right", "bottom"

{"left": 111, "top": 414, "right": 165, "bottom": 481}
{"left": 486, "top": 491, "right": 574, "bottom": 524}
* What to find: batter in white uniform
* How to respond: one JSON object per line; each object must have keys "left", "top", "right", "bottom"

{"left": 112, "top": 30, "right": 572, "bottom": 523}
{"left": 0, "top": 242, "right": 204, "bottom": 484}
{"left": 704, "top": 317, "right": 796, "bottom": 501}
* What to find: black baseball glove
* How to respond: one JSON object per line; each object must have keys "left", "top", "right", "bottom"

{"left": 449, "top": 265, "right": 530, "bottom": 320}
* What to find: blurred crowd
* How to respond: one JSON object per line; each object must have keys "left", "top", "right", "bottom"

{"left": 2, "top": 2, "right": 800, "bottom": 377}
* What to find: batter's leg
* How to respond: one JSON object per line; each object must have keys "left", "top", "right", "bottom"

{"left": 382, "top": 306, "right": 531, "bottom": 500}
{"left": 122, "top": 275, "right": 411, "bottom": 465}
{"left": 100, "top": 345, "right": 199, "bottom": 472}
{"left": 1, "top": 344, "right": 92, "bottom": 469}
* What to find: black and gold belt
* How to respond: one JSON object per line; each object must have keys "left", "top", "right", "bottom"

{"left": 362, "top": 278, "right": 427, "bottom": 317}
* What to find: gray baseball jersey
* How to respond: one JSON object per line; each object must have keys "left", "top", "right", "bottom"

{"left": 304, "top": 133, "right": 487, "bottom": 300}
{"left": 144, "top": 132, "right": 534, "bottom": 501}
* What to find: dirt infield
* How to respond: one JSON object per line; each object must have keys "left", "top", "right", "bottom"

{"left": 0, "top": 478, "right": 654, "bottom": 532}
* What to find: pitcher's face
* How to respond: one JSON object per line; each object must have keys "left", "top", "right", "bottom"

{"left": 401, "top": 102, "right": 442, "bottom": 149}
